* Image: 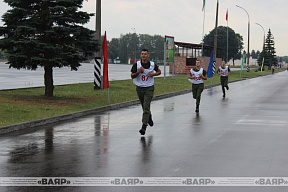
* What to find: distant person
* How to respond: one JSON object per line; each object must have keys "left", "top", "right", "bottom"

{"left": 188, "top": 59, "right": 207, "bottom": 113}
{"left": 217, "top": 60, "right": 231, "bottom": 98}
{"left": 272, "top": 64, "right": 275, "bottom": 74}
{"left": 131, "top": 49, "right": 161, "bottom": 135}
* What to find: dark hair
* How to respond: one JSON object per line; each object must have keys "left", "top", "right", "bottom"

{"left": 141, "top": 48, "right": 149, "bottom": 53}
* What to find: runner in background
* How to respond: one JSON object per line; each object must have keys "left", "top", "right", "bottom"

{"left": 217, "top": 60, "right": 231, "bottom": 98}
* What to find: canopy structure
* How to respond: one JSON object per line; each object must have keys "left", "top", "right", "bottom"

{"left": 171, "top": 42, "right": 222, "bottom": 74}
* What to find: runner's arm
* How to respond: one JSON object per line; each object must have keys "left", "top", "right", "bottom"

{"left": 149, "top": 68, "right": 161, "bottom": 77}
{"left": 131, "top": 64, "right": 144, "bottom": 79}
{"left": 189, "top": 73, "right": 195, "bottom": 79}
{"left": 201, "top": 70, "right": 207, "bottom": 80}
{"left": 226, "top": 67, "right": 231, "bottom": 76}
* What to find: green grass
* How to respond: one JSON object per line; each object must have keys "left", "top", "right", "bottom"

{"left": 0, "top": 67, "right": 284, "bottom": 127}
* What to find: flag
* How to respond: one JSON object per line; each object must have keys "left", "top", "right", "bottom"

{"left": 226, "top": 9, "right": 228, "bottom": 21}
{"left": 202, "top": 0, "right": 205, "bottom": 11}
{"left": 241, "top": 51, "right": 246, "bottom": 71}
{"left": 207, "top": 50, "right": 214, "bottom": 78}
{"left": 261, "top": 57, "right": 265, "bottom": 72}
{"left": 102, "top": 31, "right": 109, "bottom": 89}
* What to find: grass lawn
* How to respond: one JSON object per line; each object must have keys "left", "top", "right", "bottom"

{"left": 0, "top": 67, "right": 285, "bottom": 127}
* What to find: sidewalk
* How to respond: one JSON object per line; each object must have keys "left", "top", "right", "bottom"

{"left": 0, "top": 63, "right": 172, "bottom": 90}
{"left": 0, "top": 62, "right": 245, "bottom": 90}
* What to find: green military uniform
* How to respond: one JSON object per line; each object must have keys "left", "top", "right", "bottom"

{"left": 191, "top": 68, "right": 207, "bottom": 106}
{"left": 131, "top": 61, "right": 159, "bottom": 126}
{"left": 217, "top": 66, "right": 230, "bottom": 97}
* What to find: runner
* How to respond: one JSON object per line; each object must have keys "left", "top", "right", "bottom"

{"left": 217, "top": 60, "right": 231, "bottom": 98}
{"left": 130, "top": 49, "right": 161, "bottom": 135}
{"left": 188, "top": 59, "right": 207, "bottom": 113}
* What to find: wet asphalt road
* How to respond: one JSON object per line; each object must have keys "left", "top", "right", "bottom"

{"left": 1, "top": 71, "right": 288, "bottom": 192}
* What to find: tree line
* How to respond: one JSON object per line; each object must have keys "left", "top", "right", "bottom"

{"left": 203, "top": 26, "right": 279, "bottom": 68}
{"left": 107, "top": 27, "right": 247, "bottom": 65}
{"left": 105, "top": 33, "right": 164, "bottom": 64}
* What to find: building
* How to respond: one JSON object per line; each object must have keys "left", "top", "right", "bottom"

{"left": 169, "top": 41, "right": 223, "bottom": 74}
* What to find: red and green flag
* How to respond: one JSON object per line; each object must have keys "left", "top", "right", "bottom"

{"left": 202, "top": 0, "right": 205, "bottom": 11}
{"left": 241, "top": 51, "right": 246, "bottom": 71}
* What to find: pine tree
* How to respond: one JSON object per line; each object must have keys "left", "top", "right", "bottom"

{"left": 257, "top": 28, "right": 277, "bottom": 70}
{"left": 0, "top": 0, "right": 99, "bottom": 97}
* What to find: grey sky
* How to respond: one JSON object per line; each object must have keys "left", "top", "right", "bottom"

{"left": 0, "top": 0, "right": 286, "bottom": 56}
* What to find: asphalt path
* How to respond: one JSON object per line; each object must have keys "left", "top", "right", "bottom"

{"left": 0, "top": 71, "right": 287, "bottom": 192}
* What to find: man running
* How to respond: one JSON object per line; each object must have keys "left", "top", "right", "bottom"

{"left": 131, "top": 49, "right": 161, "bottom": 135}
{"left": 217, "top": 60, "right": 231, "bottom": 98}
{"left": 189, "top": 59, "right": 207, "bottom": 113}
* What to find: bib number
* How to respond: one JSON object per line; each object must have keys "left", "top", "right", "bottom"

{"left": 141, "top": 75, "right": 149, "bottom": 81}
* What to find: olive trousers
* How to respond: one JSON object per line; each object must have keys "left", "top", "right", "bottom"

{"left": 192, "top": 83, "right": 204, "bottom": 106}
{"left": 136, "top": 85, "right": 154, "bottom": 125}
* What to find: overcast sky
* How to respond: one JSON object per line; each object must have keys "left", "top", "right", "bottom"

{"left": 0, "top": 0, "right": 287, "bottom": 56}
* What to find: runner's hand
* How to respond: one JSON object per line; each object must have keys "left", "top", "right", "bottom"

{"left": 138, "top": 67, "right": 144, "bottom": 73}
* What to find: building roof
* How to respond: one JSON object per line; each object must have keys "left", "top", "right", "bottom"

{"left": 175, "top": 41, "right": 220, "bottom": 51}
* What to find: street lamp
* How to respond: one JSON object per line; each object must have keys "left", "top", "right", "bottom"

{"left": 236, "top": 5, "right": 250, "bottom": 72}
{"left": 255, "top": 23, "right": 265, "bottom": 51}
{"left": 131, "top": 28, "right": 136, "bottom": 63}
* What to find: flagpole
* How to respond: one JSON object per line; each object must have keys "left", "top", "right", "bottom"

{"left": 108, "top": 88, "right": 110, "bottom": 104}
{"left": 163, "top": 41, "right": 166, "bottom": 80}
{"left": 226, "top": 9, "right": 228, "bottom": 63}
{"left": 213, "top": 0, "right": 219, "bottom": 74}
{"left": 201, "top": 1, "right": 206, "bottom": 63}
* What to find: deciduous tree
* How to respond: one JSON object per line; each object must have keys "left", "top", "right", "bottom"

{"left": 202, "top": 26, "right": 243, "bottom": 65}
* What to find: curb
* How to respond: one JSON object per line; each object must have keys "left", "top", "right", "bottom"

{"left": 0, "top": 72, "right": 278, "bottom": 135}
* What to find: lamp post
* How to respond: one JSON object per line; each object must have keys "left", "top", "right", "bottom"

{"left": 255, "top": 23, "right": 265, "bottom": 51}
{"left": 131, "top": 28, "right": 136, "bottom": 63}
{"left": 236, "top": 5, "right": 250, "bottom": 72}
